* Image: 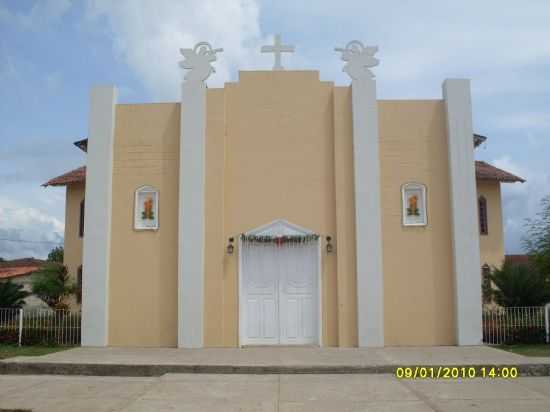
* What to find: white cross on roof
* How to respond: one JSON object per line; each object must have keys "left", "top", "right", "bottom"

{"left": 261, "top": 34, "right": 295, "bottom": 71}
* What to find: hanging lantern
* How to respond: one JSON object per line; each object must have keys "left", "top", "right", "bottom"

{"left": 326, "top": 236, "right": 333, "bottom": 254}
{"left": 227, "top": 237, "right": 235, "bottom": 254}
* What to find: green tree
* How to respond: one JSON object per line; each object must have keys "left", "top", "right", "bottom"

{"left": 0, "top": 280, "right": 30, "bottom": 308}
{"left": 523, "top": 195, "right": 550, "bottom": 279}
{"left": 31, "top": 263, "right": 74, "bottom": 310}
{"left": 47, "top": 246, "right": 64, "bottom": 263}
{"left": 489, "top": 262, "right": 550, "bottom": 307}
{"left": 0, "top": 257, "right": 5, "bottom": 262}
{"left": 481, "top": 265, "right": 493, "bottom": 304}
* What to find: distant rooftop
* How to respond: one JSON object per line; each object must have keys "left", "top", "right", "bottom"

{"left": 0, "top": 258, "right": 45, "bottom": 280}
{"left": 42, "top": 166, "right": 86, "bottom": 187}
{"left": 474, "top": 134, "right": 487, "bottom": 148}
{"left": 475, "top": 161, "right": 525, "bottom": 183}
{"left": 74, "top": 138, "right": 87, "bottom": 153}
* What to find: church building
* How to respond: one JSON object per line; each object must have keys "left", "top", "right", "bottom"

{"left": 44, "top": 38, "right": 524, "bottom": 348}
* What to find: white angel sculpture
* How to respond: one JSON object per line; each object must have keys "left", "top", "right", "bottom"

{"left": 179, "top": 42, "right": 223, "bottom": 83}
{"left": 335, "top": 41, "right": 379, "bottom": 80}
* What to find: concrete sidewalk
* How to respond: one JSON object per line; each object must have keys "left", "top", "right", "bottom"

{"left": 2, "top": 346, "right": 550, "bottom": 376}
{"left": 2, "top": 373, "right": 550, "bottom": 411}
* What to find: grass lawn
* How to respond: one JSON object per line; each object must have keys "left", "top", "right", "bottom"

{"left": 497, "top": 344, "right": 550, "bottom": 357}
{"left": 0, "top": 344, "right": 71, "bottom": 360}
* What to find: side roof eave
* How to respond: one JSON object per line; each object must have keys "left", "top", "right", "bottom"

{"left": 42, "top": 166, "right": 86, "bottom": 187}
{"left": 475, "top": 161, "right": 525, "bottom": 183}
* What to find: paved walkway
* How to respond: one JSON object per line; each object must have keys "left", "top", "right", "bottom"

{"left": 2, "top": 373, "right": 550, "bottom": 411}
{"left": 6, "top": 345, "right": 550, "bottom": 366}
{"left": 4, "top": 346, "right": 549, "bottom": 377}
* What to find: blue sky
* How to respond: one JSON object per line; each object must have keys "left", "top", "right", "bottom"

{"left": 0, "top": 0, "right": 549, "bottom": 259}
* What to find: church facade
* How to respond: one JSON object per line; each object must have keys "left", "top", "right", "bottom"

{"left": 44, "top": 39, "right": 524, "bottom": 348}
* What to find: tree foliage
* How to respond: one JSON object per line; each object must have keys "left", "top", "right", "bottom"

{"left": 489, "top": 262, "right": 550, "bottom": 307}
{"left": 0, "top": 280, "right": 30, "bottom": 308}
{"left": 47, "top": 246, "right": 64, "bottom": 263}
{"left": 523, "top": 195, "right": 550, "bottom": 279}
{"left": 31, "top": 263, "right": 74, "bottom": 310}
{"left": 481, "top": 268, "right": 493, "bottom": 303}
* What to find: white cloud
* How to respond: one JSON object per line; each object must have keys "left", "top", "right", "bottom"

{"left": 79, "top": 1, "right": 550, "bottom": 100}
{"left": 0, "top": 136, "right": 84, "bottom": 184}
{"left": 0, "top": 0, "right": 72, "bottom": 30}
{"left": 492, "top": 156, "right": 550, "bottom": 254}
{"left": 84, "top": 0, "right": 265, "bottom": 99}
{"left": 0, "top": 134, "right": 78, "bottom": 260}
{"left": 492, "top": 112, "right": 550, "bottom": 131}
{"left": 0, "top": 53, "right": 28, "bottom": 105}
{"left": 0, "top": 204, "right": 64, "bottom": 260}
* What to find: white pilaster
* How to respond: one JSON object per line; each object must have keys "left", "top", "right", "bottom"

{"left": 443, "top": 79, "right": 483, "bottom": 346}
{"left": 81, "top": 86, "right": 117, "bottom": 347}
{"left": 177, "top": 42, "right": 222, "bottom": 348}
{"left": 352, "top": 77, "right": 385, "bottom": 348}
{"left": 336, "top": 41, "right": 384, "bottom": 347}
{"left": 178, "top": 80, "right": 206, "bottom": 348}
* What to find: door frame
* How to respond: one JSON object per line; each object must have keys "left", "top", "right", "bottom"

{"left": 238, "top": 219, "right": 323, "bottom": 347}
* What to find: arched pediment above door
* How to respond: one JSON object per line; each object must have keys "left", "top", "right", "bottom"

{"left": 244, "top": 219, "right": 316, "bottom": 237}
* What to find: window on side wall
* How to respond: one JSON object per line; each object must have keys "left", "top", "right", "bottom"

{"left": 77, "top": 265, "right": 83, "bottom": 304}
{"left": 479, "top": 196, "right": 488, "bottom": 235}
{"left": 79, "top": 198, "right": 85, "bottom": 238}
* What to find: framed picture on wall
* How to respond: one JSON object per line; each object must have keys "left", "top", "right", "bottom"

{"left": 134, "top": 185, "right": 159, "bottom": 230}
{"left": 401, "top": 182, "right": 427, "bottom": 227}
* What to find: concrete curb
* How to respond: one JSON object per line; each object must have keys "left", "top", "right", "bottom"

{"left": 1, "top": 363, "right": 549, "bottom": 377}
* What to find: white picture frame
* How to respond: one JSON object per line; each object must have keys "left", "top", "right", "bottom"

{"left": 401, "top": 182, "right": 427, "bottom": 227}
{"left": 134, "top": 185, "right": 159, "bottom": 230}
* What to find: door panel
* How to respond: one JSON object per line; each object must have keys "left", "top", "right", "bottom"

{"left": 241, "top": 241, "right": 318, "bottom": 346}
{"left": 246, "top": 298, "right": 260, "bottom": 338}
{"left": 284, "top": 297, "right": 300, "bottom": 340}
{"left": 262, "top": 298, "right": 278, "bottom": 339}
{"left": 242, "top": 243, "right": 279, "bottom": 345}
{"left": 301, "top": 296, "right": 315, "bottom": 339}
{"left": 279, "top": 243, "right": 318, "bottom": 345}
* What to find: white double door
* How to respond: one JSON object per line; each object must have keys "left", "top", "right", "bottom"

{"left": 241, "top": 241, "right": 319, "bottom": 346}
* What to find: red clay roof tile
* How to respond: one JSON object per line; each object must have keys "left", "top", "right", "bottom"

{"left": 0, "top": 259, "right": 45, "bottom": 280}
{"left": 42, "top": 166, "right": 86, "bottom": 187}
{"left": 475, "top": 161, "right": 525, "bottom": 183}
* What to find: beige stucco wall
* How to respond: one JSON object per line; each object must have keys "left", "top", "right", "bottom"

{"left": 108, "top": 103, "right": 180, "bottom": 347}
{"left": 64, "top": 182, "right": 85, "bottom": 309}
{"left": 206, "top": 87, "right": 457, "bottom": 347}
{"left": 332, "top": 86, "right": 357, "bottom": 347}
{"left": 204, "top": 71, "right": 340, "bottom": 347}
{"left": 379, "top": 100, "right": 456, "bottom": 346}
{"left": 477, "top": 181, "right": 505, "bottom": 269}
{"left": 103, "top": 72, "right": 463, "bottom": 347}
